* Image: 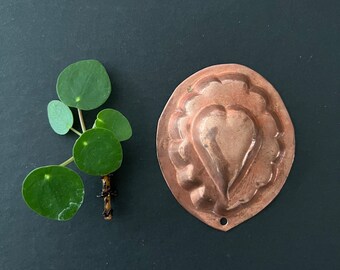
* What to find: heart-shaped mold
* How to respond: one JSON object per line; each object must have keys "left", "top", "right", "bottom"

{"left": 156, "top": 64, "right": 295, "bottom": 231}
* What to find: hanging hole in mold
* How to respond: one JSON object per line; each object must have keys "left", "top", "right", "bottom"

{"left": 220, "top": 217, "right": 228, "bottom": 225}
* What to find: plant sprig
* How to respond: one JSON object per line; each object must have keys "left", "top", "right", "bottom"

{"left": 22, "top": 59, "right": 132, "bottom": 221}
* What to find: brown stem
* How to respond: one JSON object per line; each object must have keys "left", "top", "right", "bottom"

{"left": 101, "top": 175, "right": 113, "bottom": 220}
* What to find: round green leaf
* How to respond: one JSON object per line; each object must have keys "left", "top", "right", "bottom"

{"left": 94, "top": 109, "right": 132, "bottom": 141}
{"left": 47, "top": 100, "right": 74, "bottom": 135}
{"left": 22, "top": 165, "right": 84, "bottom": 221}
{"left": 73, "top": 128, "right": 122, "bottom": 175}
{"left": 56, "top": 60, "right": 111, "bottom": 110}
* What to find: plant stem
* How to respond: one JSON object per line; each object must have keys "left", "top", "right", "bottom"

{"left": 77, "top": 109, "right": 86, "bottom": 132}
{"left": 70, "top": 127, "right": 82, "bottom": 136}
{"left": 101, "top": 175, "right": 113, "bottom": 220}
{"left": 59, "top": 156, "right": 74, "bottom": 167}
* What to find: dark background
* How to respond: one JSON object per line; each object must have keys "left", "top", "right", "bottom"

{"left": 1, "top": 1, "right": 339, "bottom": 269}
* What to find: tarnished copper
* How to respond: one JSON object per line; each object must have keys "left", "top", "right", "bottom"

{"left": 156, "top": 64, "right": 295, "bottom": 231}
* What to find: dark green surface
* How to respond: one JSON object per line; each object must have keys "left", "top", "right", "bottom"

{"left": 22, "top": 166, "right": 84, "bottom": 221}
{"left": 0, "top": 1, "right": 339, "bottom": 269}
{"left": 73, "top": 128, "right": 122, "bottom": 175}
{"left": 57, "top": 59, "right": 111, "bottom": 110}
{"left": 94, "top": 109, "right": 132, "bottom": 141}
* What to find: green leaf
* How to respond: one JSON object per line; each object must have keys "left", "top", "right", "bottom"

{"left": 22, "top": 166, "right": 84, "bottom": 221}
{"left": 94, "top": 109, "right": 132, "bottom": 141}
{"left": 47, "top": 100, "right": 74, "bottom": 135}
{"left": 56, "top": 60, "right": 111, "bottom": 110}
{"left": 73, "top": 128, "right": 122, "bottom": 175}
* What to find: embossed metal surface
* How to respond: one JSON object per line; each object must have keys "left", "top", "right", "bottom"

{"left": 156, "top": 64, "right": 295, "bottom": 231}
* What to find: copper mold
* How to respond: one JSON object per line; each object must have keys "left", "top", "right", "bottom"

{"left": 156, "top": 64, "right": 295, "bottom": 232}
